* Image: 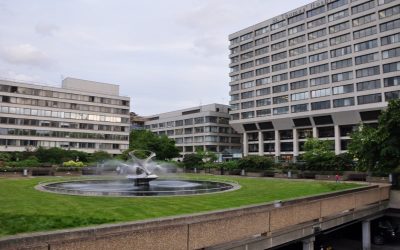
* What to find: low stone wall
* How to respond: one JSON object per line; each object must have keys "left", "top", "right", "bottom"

{"left": 0, "top": 185, "right": 390, "bottom": 250}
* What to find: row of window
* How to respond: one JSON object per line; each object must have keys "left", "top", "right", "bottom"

{"left": 0, "top": 105, "right": 128, "bottom": 123}
{"left": 172, "top": 136, "right": 240, "bottom": 144}
{"left": 151, "top": 126, "right": 236, "bottom": 135}
{"left": 0, "top": 139, "right": 128, "bottom": 150}
{"left": 144, "top": 116, "right": 229, "bottom": 129}
{"left": 0, "top": 117, "right": 128, "bottom": 132}
{"left": 0, "top": 84, "right": 129, "bottom": 107}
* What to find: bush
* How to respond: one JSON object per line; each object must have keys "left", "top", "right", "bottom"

{"left": 219, "top": 161, "right": 239, "bottom": 170}
{"left": 63, "top": 161, "right": 86, "bottom": 168}
{"left": 88, "top": 151, "right": 112, "bottom": 163}
{"left": 6, "top": 158, "right": 41, "bottom": 168}
{"left": 237, "top": 156, "right": 274, "bottom": 171}
{"left": 182, "top": 154, "right": 203, "bottom": 169}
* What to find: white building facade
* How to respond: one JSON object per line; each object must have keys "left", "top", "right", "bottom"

{"left": 228, "top": 0, "right": 400, "bottom": 161}
{"left": 144, "top": 104, "right": 242, "bottom": 157}
{"left": 0, "top": 77, "right": 130, "bottom": 154}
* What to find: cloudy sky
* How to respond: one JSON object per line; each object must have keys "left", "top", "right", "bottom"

{"left": 0, "top": 0, "right": 311, "bottom": 115}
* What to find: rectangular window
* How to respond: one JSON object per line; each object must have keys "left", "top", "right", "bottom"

{"left": 256, "top": 66, "right": 270, "bottom": 76}
{"left": 309, "top": 64, "right": 329, "bottom": 75}
{"left": 378, "top": 0, "right": 396, "bottom": 5}
{"left": 357, "top": 93, "right": 382, "bottom": 104}
{"left": 256, "top": 109, "right": 272, "bottom": 117}
{"left": 289, "top": 46, "right": 307, "bottom": 56}
{"left": 291, "top": 91, "right": 309, "bottom": 101}
{"left": 290, "top": 68, "right": 308, "bottom": 79}
{"left": 382, "top": 47, "right": 400, "bottom": 60}
{"left": 241, "top": 111, "right": 255, "bottom": 119}
{"left": 271, "top": 51, "right": 287, "bottom": 61}
{"left": 330, "top": 33, "right": 351, "bottom": 46}
{"left": 241, "top": 51, "right": 253, "bottom": 60}
{"left": 240, "top": 32, "right": 252, "bottom": 41}
{"left": 271, "top": 30, "right": 286, "bottom": 41}
{"left": 256, "top": 77, "right": 271, "bottom": 86}
{"left": 307, "top": 5, "right": 325, "bottom": 18}
{"left": 289, "top": 35, "right": 306, "bottom": 46}
{"left": 357, "top": 79, "right": 381, "bottom": 91}
{"left": 353, "top": 26, "right": 377, "bottom": 40}
{"left": 311, "top": 88, "right": 331, "bottom": 98}
{"left": 240, "top": 61, "right": 254, "bottom": 70}
{"left": 255, "top": 56, "right": 270, "bottom": 66}
{"left": 308, "top": 40, "right": 328, "bottom": 52}
{"left": 356, "top": 66, "right": 380, "bottom": 78}
{"left": 256, "top": 98, "right": 271, "bottom": 107}
{"left": 381, "top": 33, "right": 400, "bottom": 46}
{"left": 272, "top": 73, "right": 288, "bottom": 82}
{"left": 288, "top": 24, "right": 305, "bottom": 35}
{"left": 288, "top": 13, "right": 305, "bottom": 24}
{"left": 273, "top": 95, "right": 289, "bottom": 104}
{"left": 240, "top": 42, "right": 253, "bottom": 51}
{"left": 273, "top": 106, "right": 289, "bottom": 115}
{"left": 331, "top": 58, "right": 353, "bottom": 70}
{"left": 272, "top": 84, "right": 288, "bottom": 93}
{"left": 241, "top": 101, "right": 254, "bottom": 109}
{"left": 255, "top": 26, "right": 269, "bottom": 36}
{"left": 271, "top": 41, "right": 286, "bottom": 51}
{"left": 230, "top": 84, "right": 239, "bottom": 91}
{"left": 241, "top": 71, "right": 254, "bottom": 80}
{"left": 353, "top": 13, "right": 376, "bottom": 27}
{"left": 308, "top": 29, "right": 327, "bottom": 40}
{"left": 327, "top": 0, "right": 348, "bottom": 10}
{"left": 241, "top": 91, "right": 254, "bottom": 99}
{"left": 379, "top": 5, "right": 400, "bottom": 19}
{"left": 290, "top": 57, "right": 307, "bottom": 68}
{"left": 380, "top": 19, "right": 400, "bottom": 32}
{"left": 354, "top": 39, "right": 378, "bottom": 52}
{"left": 311, "top": 100, "right": 331, "bottom": 110}
{"left": 309, "top": 52, "right": 328, "bottom": 63}
{"left": 332, "top": 71, "right": 353, "bottom": 82}
{"left": 307, "top": 17, "right": 326, "bottom": 29}
{"left": 291, "top": 103, "right": 308, "bottom": 113}
{"left": 271, "top": 20, "right": 286, "bottom": 30}
{"left": 332, "top": 84, "right": 354, "bottom": 95}
{"left": 355, "top": 53, "right": 379, "bottom": 65}
{"left": 290, "top": 80, "right": 308, "bottom": 90}
{"left": 241, "top": 81, "right": 255, "bottom": 89}
{"left": 385, "top": 91, "right": 400, "bottom": 101}
{"left": 310, "top": 75, "right": 330, "bottom": 86}
{"left": 255, "top": 37, "right": 269, "bottom": 46}
{"left": 352, "top": 0, "right": 375, "bottom": 15}
{"left": 384, "top": 76, "right": 400, "bottom": 87}
{"left": 328, "top": 9, "right": 349, "bottom": 22}
{"left": 256, "top": 87, "right": 271, "bottom": 96}
{"left": 333, "top": 97, "right": 355, "bottom": 107}
{"left": 255, "top": 46, "right": 269, "bottom": 56}
{"left": 330, "top": 45, "right": 352, "bottom": 58}
{"left": 383, "top": 62, "right": 400, "bottom": 73}
{"left": 329, "top": 21, "right": 350, "bottom": 34}
{"left": 272, "top": 62, "right": 287, "bottom": 72}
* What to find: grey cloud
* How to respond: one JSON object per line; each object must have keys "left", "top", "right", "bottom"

{"left": 0, "top": 44, "right": 53, "bottom": 67}
{"left": 35, "top": 23, "right": 59, "bottom": 36}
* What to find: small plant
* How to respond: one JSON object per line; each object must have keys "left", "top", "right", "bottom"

{"left": 63, "top": 160, "right": 86, "bottom": 168}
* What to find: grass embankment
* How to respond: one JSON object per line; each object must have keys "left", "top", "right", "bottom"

{"left": 0, "top": 175, "right": 360, "bottom": 237}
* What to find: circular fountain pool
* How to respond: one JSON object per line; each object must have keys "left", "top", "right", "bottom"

{"left": 37, "top": 179, "right": 238, "bottom": 197}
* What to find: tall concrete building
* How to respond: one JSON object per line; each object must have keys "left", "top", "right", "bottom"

{"left": 228, "top": 0, "right": 400, "bottom": 161}
{"left": 0, "top": 77, "right": 130, "bottom": 154}
{"left": 144, "top": 104, "right": 242, "bottom": 158}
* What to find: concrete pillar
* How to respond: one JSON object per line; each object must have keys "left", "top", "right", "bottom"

{"left": 243, "top": 132, "right": 248, "bottom": 157}
{"left": 258, "top": 131, "right": 264, "bottom": 156}
{"left": 274, "top": 130, "right": 280, "bottom": 162}
{"left": 312, "top": 126, "right": 318, "bottom": 138}
{"left": 362, "top": 220, "right": 371, "bottom": 250}
{"left": 293, "top": 128, "right": 298, "bottom": 163}
{"left": 302, "top": 236, "right": 315, "bottom": 250}
{"left": 334, "top": 125, "right": 341, "bottom": 155}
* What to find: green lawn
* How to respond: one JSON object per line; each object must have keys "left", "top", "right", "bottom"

{"left": 0, "top": 175, "right": 360, "bottom": 237}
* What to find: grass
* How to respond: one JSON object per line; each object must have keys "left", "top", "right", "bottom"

{"left": 0, "top": 175, "right": 361, "bottom": 237}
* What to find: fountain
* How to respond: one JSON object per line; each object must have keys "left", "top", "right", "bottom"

{"left": 37, "top": 150, "right": 239, "bottom": 197}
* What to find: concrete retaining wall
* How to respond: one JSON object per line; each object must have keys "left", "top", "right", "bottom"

{"left": 0, "top": 185, "right": 390, "bottom": 250}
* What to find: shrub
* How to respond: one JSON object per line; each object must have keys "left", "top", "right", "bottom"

{"left": 63, "top": 161, "right": 86, "bottom": 168}
{"left": 219, "top": 161, "right": 239, "bottom": 170}
{"left": 6, "top": 158, "right": 41, "bottom": 168}
{"left": 237, "top": 156, "right": 274, "bottom": 171}
{"left": 182, "top": 154, "right": 203, "bottom": 169}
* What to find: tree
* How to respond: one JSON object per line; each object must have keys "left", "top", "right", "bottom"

{"left": 302, "top": 138, "right": 335, "bottom": 170}
{"left": 129, "top": 130, "right": 180, "bottom": 160}
{"left": 237, "top": 155, "right": 274, "bottom": 171}
{"left": 182, "top": 154, "right": 203, "bottom": 169}
{"left": 195, "top": 149, "right": 218, "bottom": 163}
{"left": 348, "top": 125, "right": 380, "bottom": 172}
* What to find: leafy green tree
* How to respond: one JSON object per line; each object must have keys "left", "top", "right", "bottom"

{"left": 182, "top": 154, "right": 203, "bottom": 169}
{"left": 237, "top": 155, "right": 274, "bottom": 171}
{"left": 331, "top": 153, "right": 356, "bottom": 172}
{"left": 302, "top": 138, "right": 335, "bottom": 170}
{"left": 88, "top": 151, "right": 112, "bottom": 163}
{"left": 196, "top": 149, "right": 218, "bottom": 163}
{"left": 129, "top": 130, "right": 180, "bottom": 160}
{"left": 348, "top": 125, "right": 380, "bottom": 172}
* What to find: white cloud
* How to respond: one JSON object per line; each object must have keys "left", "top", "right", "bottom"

{"left": 35, "top": 23, "right": 59, "bottom": 36}
{"left": 0, "top": 44, "right": 52, "bottom": 67}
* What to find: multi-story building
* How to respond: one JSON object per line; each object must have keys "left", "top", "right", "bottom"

{"left": 0, "top": 77, "right": 130, "bottom": 154}
{"left": 130, "top": 112, "right": 148, "bottom": 130}
{"left": 144, "top": 104, "right": 242, "bottom": 157}
{"left": 228, "top": 0, "right": 400, "bottom": 161}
